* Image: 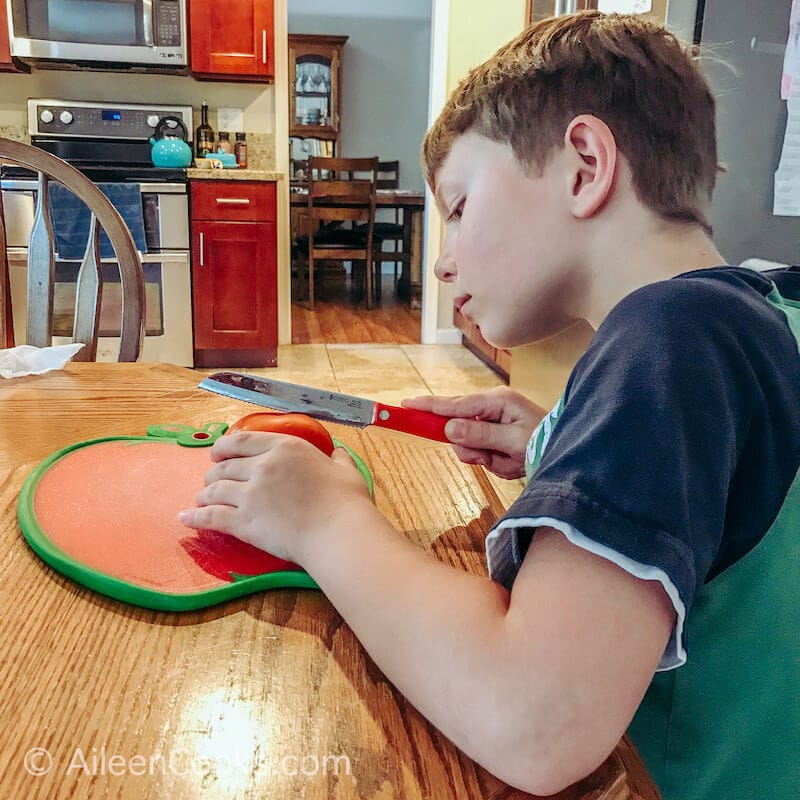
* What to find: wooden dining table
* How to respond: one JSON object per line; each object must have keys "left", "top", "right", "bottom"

{"left": 290, "top": 188, "right": 426, "bottom": 309}
{"left": 0, "top": 362, "right": 660, "bottom": 800}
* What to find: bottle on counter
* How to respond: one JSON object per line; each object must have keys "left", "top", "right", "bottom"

{"left": 234, "top": 132, "right": 248, "bottom": 168}
{"left": 195, "top": 101, "right": 215, "bottom": 158}
{"left": 216, "top": 131, "right": 233, "bottom": 154}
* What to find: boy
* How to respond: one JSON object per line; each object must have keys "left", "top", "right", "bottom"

{"left": 181, "top": 12, "right": 800, "bottom": 798}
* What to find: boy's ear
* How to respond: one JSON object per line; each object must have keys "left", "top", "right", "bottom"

{"left": 563, "top": 115, "right": 618, "bottom": 219}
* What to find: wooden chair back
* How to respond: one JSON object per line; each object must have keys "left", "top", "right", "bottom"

{"left": 367, "top": 160, "right": 407, "bottom": 293}
{"left": 0, "top": 137, "right": 145, "bottom": 361}
{"left": 304, "top": 156, "right": 379, "bottom": 308}
{"left": 376, "top": 160, "right": 400, "bottom": 190}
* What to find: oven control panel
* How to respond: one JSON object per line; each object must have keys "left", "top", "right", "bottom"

{"left": 28, "top": 100, "right": 193, "bottom": 140}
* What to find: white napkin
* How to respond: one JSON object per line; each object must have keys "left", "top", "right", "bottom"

{"left": 0, "top": 343, "right": 85, "bottom": 379}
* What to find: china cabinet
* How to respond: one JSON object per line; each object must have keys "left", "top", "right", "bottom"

{"left": 288, "top": 33, "right": 348, "bottom": 175}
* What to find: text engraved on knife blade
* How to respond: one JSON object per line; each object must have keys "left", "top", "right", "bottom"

{"left": 324, "top": 392, "right": 365, "bottom": 410}
{"left": 221, "top": 374, "right": 368, "bottom": 411}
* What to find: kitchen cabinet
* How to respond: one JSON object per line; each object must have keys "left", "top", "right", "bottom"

{"left": 453, "top": 306, "right": 511, "bottom": 382}
{"left": 0, "top": 1, "right": 25, "bottom": 72}
{"left": 288, "top": 34, "right": 348, "bottom": 179}
{"left": 190, "top": 180, "right": 278, "bottom": 367}
{"left": 189, "top": 0, "right": 274, "bottom": 81}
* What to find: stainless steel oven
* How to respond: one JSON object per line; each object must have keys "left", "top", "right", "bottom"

{"left": 7, "top": 0, "right": 187, "bottom": 68}
{"left": 1, "top": 99, "right": 194, "bottom": 365}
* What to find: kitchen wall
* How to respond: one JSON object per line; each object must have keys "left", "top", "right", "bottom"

{"left": 424, "top": 0, "right": 528, "bottom": 340}
{"left": 288, "top": 0, "right": 432, "bottom": 191}
{"left": 0, "top": 70, "right": 276, "bottom": 168}
{"left": 420, "top": 0, "right": 596, "bottom": 406}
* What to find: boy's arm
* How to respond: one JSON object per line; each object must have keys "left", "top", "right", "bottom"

{"left": 181, "top": 432, "right": 673, "bottom": 796}
{"left": 302, "top": 507, "right": 674, "bottom": 796}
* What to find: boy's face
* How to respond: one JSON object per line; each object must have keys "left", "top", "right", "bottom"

{"left": 432, "top": 132, "right": 583, "bottom": 348}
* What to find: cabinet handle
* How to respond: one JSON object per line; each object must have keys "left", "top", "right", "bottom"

{"left": 199, "top": 232, "right": 205, "bottom": 266}
{"left": 215, "top": 197, "right": 251, "bottom": 205}
{"left": 262, "top": 30, "right": 267, "bottom": 64}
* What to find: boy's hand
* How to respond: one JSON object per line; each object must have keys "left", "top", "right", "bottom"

{"left": 178, "top": 431, "right": 373, "bottom": 564}
{"left": 402, "top": 387, "right": 546, "bottom": 479}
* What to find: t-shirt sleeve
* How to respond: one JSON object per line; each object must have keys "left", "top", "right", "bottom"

{"left": 485, "top": 276, "right": 800, "bottom": 670}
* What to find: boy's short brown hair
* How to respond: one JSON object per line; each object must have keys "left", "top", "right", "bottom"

{"left": 423, "top": 11, "right": 719, "bottom": 231}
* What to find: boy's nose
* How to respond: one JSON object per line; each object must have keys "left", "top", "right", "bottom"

{"left": 434, "top": 252, "right": 456, "bottom": 283}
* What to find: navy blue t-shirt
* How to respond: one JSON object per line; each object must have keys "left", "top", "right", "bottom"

{"left": 485, "top": 266, "right": 800, "bottom": 667}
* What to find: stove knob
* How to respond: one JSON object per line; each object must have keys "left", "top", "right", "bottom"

{"left": 39, "top": 109, "right": 54, "bottom": 124}
{"left": 147, "top": 114, "right": 160, "bottom": 128}
{"left": 59, "top": 110, "right": 74, "bottom": 125}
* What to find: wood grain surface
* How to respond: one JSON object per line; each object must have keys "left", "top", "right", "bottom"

{"left": 0, "top": 363, "right": 660, "bottom": 799}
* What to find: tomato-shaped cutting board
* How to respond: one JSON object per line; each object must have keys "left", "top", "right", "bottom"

{"left": 17, "top": 423, "right": 373, "bottom": 611}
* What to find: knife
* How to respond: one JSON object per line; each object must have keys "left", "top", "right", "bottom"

{"left": 198, "top": 372, "right": 452, "bottom": 443}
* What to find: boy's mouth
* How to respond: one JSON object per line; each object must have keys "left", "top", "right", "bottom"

{"left": 454, "top": 294, "right": 471, "bottom": 314}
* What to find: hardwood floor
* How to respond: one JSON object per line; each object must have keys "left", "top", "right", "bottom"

{"left": 291, "top": 269, "right": 421, "bottom": 344}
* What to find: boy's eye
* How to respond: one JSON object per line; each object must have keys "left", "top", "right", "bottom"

{"left": 447, "top": 201, "right": 464, "bottom": 221}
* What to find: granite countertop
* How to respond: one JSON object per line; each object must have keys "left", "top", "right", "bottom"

{"left": 186, "top": 168, "right": 284, "bottom": 181}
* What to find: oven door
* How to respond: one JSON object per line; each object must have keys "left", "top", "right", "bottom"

{"left": 7, "top": 249, "right": 194, "bottom": 365}
{"left": 8, "top": 0, "right": 187, "bottom": 65}
{"left": 2, "top": 178, "right": 193, "bottom": 366}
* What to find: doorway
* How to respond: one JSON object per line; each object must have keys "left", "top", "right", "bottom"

{"left": 287, "top": 0, "right": 432, "bottom": 345}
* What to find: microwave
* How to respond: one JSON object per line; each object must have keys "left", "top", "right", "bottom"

{"left": 7, "top": 0, "right": 187, "bottom": 67}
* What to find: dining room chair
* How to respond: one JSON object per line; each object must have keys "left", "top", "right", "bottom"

{"left": 0, "top": 137, "right": 145, "bottom": 361}
{"left": 294, "top": 155, "right": 379, "bottom": 309}
{"left": 354, "top": 160, "right": 408, "bottom": 298}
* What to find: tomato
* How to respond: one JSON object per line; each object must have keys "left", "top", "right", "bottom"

{"left": 227, "top": 412, "right": 335, "bottom": 456}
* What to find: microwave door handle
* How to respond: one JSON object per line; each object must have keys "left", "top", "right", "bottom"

{"left": 142, "top": 0, "right": 154, "bottom": 46}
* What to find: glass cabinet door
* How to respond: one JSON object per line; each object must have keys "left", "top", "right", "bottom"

{"left": 294, "top": 54, "right": 333, "bottom": 128}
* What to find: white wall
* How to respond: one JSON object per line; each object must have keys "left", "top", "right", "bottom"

{"left": 288, "top": 0, "right": 432, "bottom": 191}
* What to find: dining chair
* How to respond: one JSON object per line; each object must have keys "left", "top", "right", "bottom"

{"left": 0, "top": 137, "right": 145, "bottom": 361}
{"left": 355, "top": 160, "right": 408, "bottom": 297}
{"left": 294, "top": 155, "right": 379, "bottom": 309}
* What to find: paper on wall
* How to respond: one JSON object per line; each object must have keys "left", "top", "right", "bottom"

{"left": 782, "top": 0, "right": 800, "bottom": 100}
{"left": 774, "top": 2, "right": 800, "bottom": 216}
{"left": 774, "top": 94, "right": 800, "bottom": 216}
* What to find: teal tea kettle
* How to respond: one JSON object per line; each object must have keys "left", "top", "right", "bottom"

{"left": 150, "top": 116, "right": 193, "bottom": 168}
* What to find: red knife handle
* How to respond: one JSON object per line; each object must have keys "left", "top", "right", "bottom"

{"left": 372, "top": 403, "right": 451, "bottom": 442}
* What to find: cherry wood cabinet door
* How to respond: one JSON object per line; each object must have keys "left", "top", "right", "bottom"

{"left": 0, "top": 1, "right": 22, "bottom": 72}
{"left": 190, "top": 0, "right": 274, "bottom": 79}
{"left": 192, "top": 220, "right": 277, "bottom": 350}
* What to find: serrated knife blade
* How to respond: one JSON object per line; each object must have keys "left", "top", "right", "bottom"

{"left": 199, "top": 372, "right": 451, "bottom": 442}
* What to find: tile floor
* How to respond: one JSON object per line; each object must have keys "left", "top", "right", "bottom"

{"left": 203, "top": 343, "right": 525, "bottom": 507}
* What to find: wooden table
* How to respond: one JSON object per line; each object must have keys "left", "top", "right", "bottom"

{"left": 0, "top": 363, "right": 659, "bottom": 800}
{"left": 290, "top": 189, "right": 426, "bottom": 309}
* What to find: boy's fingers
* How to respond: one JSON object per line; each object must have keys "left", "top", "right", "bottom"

{"left": 403, "top": 393, "right": 499, "bottom": 420}
{"left": 210, "top": 430, "right": 282, "bottom": 460}
{"left": 195, "top": 478, "right": 242, "bottom": 508}
{"left": 403, "top": 388, "right": 534, "bottom": 424}
{"left": 178, "top": 504, "right": 237, "bottom": 532}
{"left": 204, "top": 456, "right": 254, "bottom": 485}
{"left": 446, "top": 417, "right": 523, "bottom": 455}
{"left": 450, "top": 444, "right": 491, "bottom": 468}
{"left": 450, "top": 444, "right": 524, "bottom": 479}
{"left": 331, "top": 446, "right": 357, "bottom": 468}
{"left": 401, "top": 395, "right": 459, "bottom": 412}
